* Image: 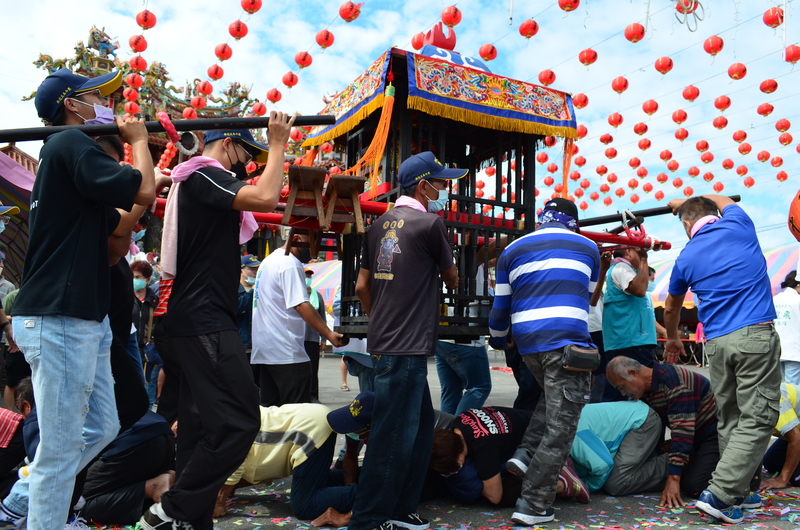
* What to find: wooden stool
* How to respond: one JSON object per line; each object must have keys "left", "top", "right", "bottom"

{"left": 281, "top": 166, "right": 328, "bottom": 227}
{"left": 323, "top": 174, "right": 367, "bottom": 234}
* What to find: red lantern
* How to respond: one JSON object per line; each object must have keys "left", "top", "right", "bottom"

{"left": 642, "top": 99, "right": 658, "bottom": 115}
{"left": 764, "top": 7, "right": 785, "bottom": 28}
{"left": 660, "top": 150, "right": 673, "bottom": 161}
{"left": 126, "top": 73, "right": 143, "bottom": 88}
{"left": 732, "top": 130, "right": 747, "bottom": 143}
{"left": 701, "top": 152, "right": 714, "bottom": 163}
{"left": 615, "top": 188, "right": 626, "bottom": 198}
{"left": 241, "top": 0, "right": 262, "bottom": 14}
{"left": 683, "top": 85, "right": 700, "bottom": 102}
{"left": 604, "top": 196, "right": 613, "bottom": 206}
{"left": 339, "top": 2, "right": 363, "bottom": 22}
{"left": 672, "top": 177, "right": 683, "bottom": 189}
{"left": 579, "top": 48, "right": 598, "bottom": 66}
{"left": 738, "top": 143, "right": 752, "bottom": 155}
{"left": 282, "top": 72, "right": 299, "bottom": 88}
{"left": 479, "top": 44, "right": 498, "bottom": 61}
{"left": 777, "top": 171, "right": 789, "bottom": 182}
{"left": 295, "top": 52, "right": 313, "bottom": 69}
{"left": 704, "top": 35, "right": 724, "bottom": 56}
{"left": 316, "top": 30, "right": 335, "bottom": 49}
{"left": 574, "top": 188, "right": 585, "bottom": 198}
{"left": 411, "top": 33, "right": 425, "bottom": 50}
{"left": 675, "top": 128, "right": 689, "bottom": 142}
{"left": 267, "top": 88, "right": 282, "bottom": 103}
{"left": 786, "top": 45, "right": 800, "bottom": 65}
{"left": 129, "top": 35, "right": 147, "bottom": 53}
{"left": 215, "top": 44, "right": 233, "bottom": 61}
{"left": 441, "top": 5, "right": 462, "bottom": 27}
{"left": 476, "top": 180, "right": 486, "bottom": 189}
{"left": 696, "top": 140, "right": 709, "bottom": 152}
{"left": 683, "top": 187, "right": 694, "bottom": 198}
{"left": 728, "top": 62, "right": 747, "bottom": 80}
{"left": 643, "top": 182, "right": 653, "bottom": 193}
{"left": 636, "top": 167, "right": 648, "bottom": 178}
{"left": 736, "top": 165, "right": 748, "bottom": 177}
{"left": 721, "top": 158, "right": 734, "bottom": 170}
{"left": 713, "top": 182, "right": 725, "bottom": 193}
{"left": 757, "top": 150, "right": 770, "bottom": 162}
{"left": 196, "top": 81, "right": 213, "bottom": 95}
{"left": 544, "top": 136, "right": 557, "bottom": 147}
{"left": 251, "top": 102, "right": 267, "bottom": 116}
{"left": 579, "top": 201, "right": 589, "bottom": 211}
{"left": 671, "top": 109, "right": 688, "bottom": 125}
{"left": 536, "top": 152, "right": 549, "bottom": 164}
{"left": 519, "top": 19, "right": 539, "bottom": 39}
{"left": 608, "top": 113, "right": 623, "bottom": 128}
{"left": 712, "top": 116, "right": 728, "bottom": 130}
{"left": 780, "top": 133, "right": 793, "bottom": 146}
{"left": 129, "top": 56, "right": 147, "bottom": 72}
{"left": 654, "top": 56, "right": 674, "bottom": 74}
{"left": 629, "top": 157, "right": 641, "bottom": 168}
{"left": 580, "top": 179, "right": 591, "bottom": 189}
{"left": 124, "top": 101, "right": 140, "bottom": 114}
{"left": 573, "top": 93, "right": 588, "bottom": 109}
{"left": 182, "top": 107, "right": 197, "bottom": 120}
{"left": 574, "top": 156, "right": 586, "bottom": 167}
{"left": 633, "top": 122, "right": 648, "bottom": 135}
{"left": 772, "top": 156, "right": 784, "bottom": 168}
{"left": 638, "top": 138, "right": 652, "bottom": 150}
{"left": 630, "top": 194, "right": 640, "bottom": 204}
{"left": 760, "top": 79, "right": 778, "bottom": 94}
{"left": 624, "top": 23, "right": 645, "bottom": 43}
{"left": 714, "top": 95, "right": 731, "bottom": 112}
{"left": 688, "top": 166, "right": 700, "bottom": 177}
{"left": 191, "top": 96, "right": 207, "bottom": 109}
{"left": 570, "top": 171, "right": 581, "bottom": 181}
{"left": 655, "top": 190, "right": 665, "bottom": 201}
{"left": 676, "top": 1, "right": 699, "bottom": 14}
{"left": 122, "top": 87, "right": 138, "bottom": 102}
{"left": 776, "top": 119, "right": 791, "bottom": 132}
{"left": 576, "top": 125, "right": 588, "bottom": 139}
{"left": 546, "top": 163, "right": 558, "bottom": 173}
{"left": 607, "top": 173, "right": 618, "bottom": 184}
{"left": 289, "top": 129, "right": 303, "bottom": 142}
{"left": 320, "top": 142, "right": 334, "bottom": 154}
{"left": 743, "top": 176, "right": 755, "bottom": 188}
{"left": 229, "top": 21, "right": 248, "bottom": 40}
{"left": 538, "top": 70, "right": 556, "bottom": 86}
{"left": 599, "top": 183, "right": 610, "bottom": 194}
{"left": 596, "top": 165, "right": 608, "bottom": 176}
{"left": 758, "top": 103, "right": 775, "bottom": 116}
{"left": 590, "top": 191, "right": 600, "bottom": 201}
{"left": 208, "top": 65, "right": 224, "bottom": 80}
{"left": 136, "top": 10, "right": 157, "bottom": 30}
{"left": 544, "top": 176, "right": 555, "bottom": 186}
{"left": 667, "top": 160, "right": 680, "bottom": 172}
{"left": 605, "top": 148, "right": 618, "bottom": 159}
{"left": 599, "top": 133, "right": 614, "bottom": 145}
{"left": 657, "top": 173, "right": 668, "bottom": 184}
{"left": 485, "top": 166, "right": 497, "bottom": 176}
{"left": 558, "top": 0, "right": 581, "bottom": 12}
{"left": 611, "top": 76, "right": 629, "bottom": 94}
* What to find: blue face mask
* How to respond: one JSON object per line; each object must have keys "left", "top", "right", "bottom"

{"left": 425, "top": 181, "right": 448, "bottom": 213}
{"left": 647, "top": 281, "right": 655, "bottom": 293}
{"left": 133, "top": 278, "right": 147, "bottom": 291}
{"left": 133, "top": 229, "right": 146, "bottom": 242}
{"left": 246, "top": 277, "right": 256, "bottom": 286}
{"left": 73, "top": 99, "right": 115, "bottom": 125}
{"left": 305, "top": 277, "right": 313, "bottom": 288}
{"left": 0, "top": 221, "right": 6, "bottom": 234}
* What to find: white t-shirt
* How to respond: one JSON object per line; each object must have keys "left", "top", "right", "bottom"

{"left": 588, "top": 291, "right": 604, "bottom": 333}
{"left": 251, "top": 249, "right": 310, "bottom": 365}
{"left": 611, "top": 263, "right": 637, "bottom": 293}
{"left": 774, "top": 287, "right": 800, "bottom": 363}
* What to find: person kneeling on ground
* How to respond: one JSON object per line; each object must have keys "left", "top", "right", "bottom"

{"left": 214, "top": 392, "right": 374, "bottom": 522}
{"left": 761, "top": 383, "right": 800, "bottom": 490}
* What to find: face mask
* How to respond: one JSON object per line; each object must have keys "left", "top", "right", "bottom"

{"left": 133, "top": 278, "right": 146, "bottom": 291}
{"left": 225, "top": 143, "right": 250, "bottom": 180}
{"left": 647, "top": 281, "right": 655, "bottom": 293}
{"left": 425, "top": 181, "right": 448, "bottom": 213}
{"left": 0, "top": 221, "right": 5, "bottom": 234}
{"left": 73, "top": 99, "right": 115, "bottom": 125}
{"left": 133, "top": 229, "right": 146, "bottom": 242}
{"left": 305, "top": 277, "right": 313, "bottom": 288}
{"left": 246, "top": 276, "right": 256, "bottom": 286}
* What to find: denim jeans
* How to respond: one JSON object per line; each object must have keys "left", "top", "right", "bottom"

{"left": 435, "top": 342, "right": 492, "bottom": 415}
{"left": 126, "top": 331, "right": 145, "bottom": 385}
{"left": 344, "top": 357, "right": 376, "bottom": 393}
{"left": 347, "top": 355, "right": 435, "bottom": 530}
{"left": 8, "top": 316, "right": 119, "bottom": 528}
{"left": 290, "top": 432, "right": 357, "bottom": 519}
{"left": 146, "top": 364, "right": 161, "bottom": 406}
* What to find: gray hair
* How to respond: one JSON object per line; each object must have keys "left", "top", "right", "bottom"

{"left": 607, "top": 356, "right": 643, "bottom": 381}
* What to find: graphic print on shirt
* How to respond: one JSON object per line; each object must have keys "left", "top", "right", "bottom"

{"left": 460, "top": 407, "right": 511, "bottom": 438}
{"left": 375, "top": 222, "right": 403, "bottom": 280}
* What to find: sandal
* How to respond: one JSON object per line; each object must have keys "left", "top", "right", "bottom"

{"left": 340, "top": 385, "right": 350, "bottom": 391}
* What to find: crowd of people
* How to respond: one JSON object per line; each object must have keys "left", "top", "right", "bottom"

{"left": 0, "top": 66, "right": 793, "bottom": 530}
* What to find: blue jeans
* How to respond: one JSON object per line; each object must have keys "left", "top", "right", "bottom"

{"left": 347, "top": 355, "right": 435, "bottom": 530}
{"left": 126, "top": 332, "right": 145, "bottom": 385}
{"left": 782, "top": 361, "right": 800, "bottom": 387}
{"left": 344, "top": 357, "right": 376, "bottom": 393}
{"left": 146, "top": 364, "right": 161, "bottom": 405}
{"left": 7, "top": 316, "right": 119, "bottom": 528}
{"left": 290, "top": 432, "right": 357, "bottom": 519}
{"left": 435, "top": 342, "right": 492, "bottom": 415}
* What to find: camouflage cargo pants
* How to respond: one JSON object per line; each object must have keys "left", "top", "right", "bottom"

{"left": 519, "top": 348, "right": 591, "bottom": 511}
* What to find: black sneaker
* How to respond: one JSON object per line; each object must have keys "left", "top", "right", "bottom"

{"left": 387, "top": 513, "right": 430, "bottom": 530}
{"left": 511, "top": 498, "right": 555, "bottom": 526}
{"left": 140, "top": 503, "right": 193, "bottom": 530}
{"left": 374, "top": 523, "right": 404, "bottom": 530}
{"left": 506, "top": 448, "right": 532, "bottom": 476}
{"left": 0, "top": 502, "right": 24, "bottom": 530}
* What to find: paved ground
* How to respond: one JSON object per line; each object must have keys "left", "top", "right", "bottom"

{"left": 210, "top": 354, "right": 800, "bottom": 530}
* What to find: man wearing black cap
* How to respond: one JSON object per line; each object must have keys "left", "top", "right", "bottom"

{"left": 0, "top": 69, "right": 156, "bottom": 530}
{"left": 488, "top": 198, "right": 600, "bottom": 525}
{"left": 141, "top": 116, "right": 294, "bottom": 530}
{"left": 351, "top": 151, "right": 462, "bottom": 530}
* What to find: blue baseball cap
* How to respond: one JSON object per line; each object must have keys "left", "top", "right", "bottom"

{"left": 204, "top": 129, "right": 269, "bottom": 164}
{"left": 327, "top": 391, "right": 375, "bottom": 433}
{"left": 241, "top": 255, "right": 261, "bottom": 268}
{"left": 34, "top": 68, "right": 123, "bottom": 124}
{"left": 397, "top": 151, "right": 468, "bottom": 188}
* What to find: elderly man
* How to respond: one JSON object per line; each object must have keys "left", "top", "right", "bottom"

{"left": 489, "top": 198, "right": 600, "bottom": 525}
{"left": 662, "top": 195, "right": 780, "bottom": 525}
{"left": 606, "top": 357, "right": 719, "bottom": 506}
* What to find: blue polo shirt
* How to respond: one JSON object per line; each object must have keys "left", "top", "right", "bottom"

{"left": 668, "top": 204, "right": 775, "bottom": 340}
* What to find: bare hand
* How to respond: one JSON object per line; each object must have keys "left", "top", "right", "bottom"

{"left": 267, "top": 111, "right": 295, "bottom": 149}
{"left": 319, "top": 341, "right": 326, "bottom": 353}
{"left": 760, "top": 477, "right": 789, "bottom": 490}
{"left": 504, "top": 337, "right": 516, "bottom": 351}
{"left": 663, "top": 339, "right": 684, "bottom": 364}
{"left": 660, "top": 476, "right": 685, "bottom": 508}
{"left": 5, "top": 326, "right": 18, "bottom": 353}
{"left": 667, "top": 199, "right": 686, "bottom": 215}
{"left": 600, "top": 252, "right": 612, "bottom": 270}
{"left": 327, "top": 332, "right": 345, "bottom": 348}
{"left": 116, "top": 115, "right": 149, "bottom": 145}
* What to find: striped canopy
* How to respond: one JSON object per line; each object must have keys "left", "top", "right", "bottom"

{"left": 649, "top": 243, "right": 800, "bottom": 308}
{"left": 0, "top": 152, "right": 34, "bottom": 288}
{"left": 305, "top": 260, "right": 342, "bottom": 311}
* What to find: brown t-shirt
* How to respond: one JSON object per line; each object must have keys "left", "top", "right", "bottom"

{"left": 361, "top": 206, "right": 453, "bottom": 355}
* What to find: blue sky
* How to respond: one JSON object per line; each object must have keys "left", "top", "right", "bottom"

{"left": 1, "top": 0, "right": 798, "bottom": 261}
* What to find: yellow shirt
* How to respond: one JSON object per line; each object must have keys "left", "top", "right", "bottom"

{"left": 226, "top": 403, "right": 332, "bottom": 486}
{"left": 775, "top": 383, "right": 800, "bottom": 438}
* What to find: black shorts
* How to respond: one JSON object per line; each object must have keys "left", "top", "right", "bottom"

{"left": 5, "top": 349, "right": 30, "bottom": 388}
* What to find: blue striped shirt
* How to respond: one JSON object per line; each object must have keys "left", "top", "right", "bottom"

{"left": 488, "top": 223, "right": 601, "bottom": 354}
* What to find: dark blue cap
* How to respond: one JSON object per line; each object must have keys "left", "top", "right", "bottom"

{"left": 241, "top": 255, "right": 261, "bottom": 268}
{"left": 327, "top": 391, "right": 375, "bottom": 433}
{"left": 204, "top": 129, "right": 269, "bottom": 163}
{"left": 397, "top": 151, "right": 468, "bottom": 188}
{"left": 34, "top": 68, "right": 122, "bottom": 123}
